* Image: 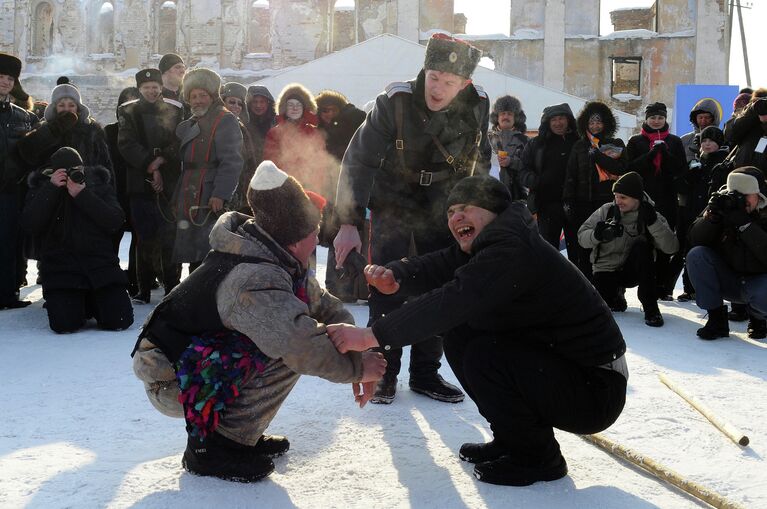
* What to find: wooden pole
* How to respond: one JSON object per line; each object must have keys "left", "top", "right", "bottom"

{"left": 582, "top": 434, "right": 745, "bottom": 509}
{"left": 659, "top": 373, "right": 749, "bottom": 447}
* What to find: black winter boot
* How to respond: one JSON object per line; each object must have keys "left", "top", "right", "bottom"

{"left": 370, "top": 375, "right": 397, "bottom": 404}
{"left": 473, "top": 454, "right": 568, "bottom": 486}
{"left": 728, "top": 302, "right": 748, "bottom": 322}
{"left": 697, "top": 305, "right": 730, "bottom": 340}
{"left": 409, "top": 373, "right": 464, "bottom": 403}
{"left": 747, "top": 318, "right": 767, "bottom": 340}
{"left": 182, "top": 432, "right": 274, "bottom": 482}
{"left": 459, "top": 439, "right": 508, "bottom": 464}
{"left": 253, "top": 434, "right": 290, "bottom": 458}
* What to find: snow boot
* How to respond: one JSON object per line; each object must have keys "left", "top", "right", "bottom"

{"left": 728, "top": 303, "right": 748, "bottom": 322}
{"left": 473, "top": 454, "right": 568, "bottom": 486}
{"left": 370, "top": 375, "right": 397, "bottom": 404}
{"left": 644, "top": 311, "right": 664, "bottom": 327}
{"left": 459, "top": 440, "right": 508, "bottom": 464}
{"left": 253, "top": 434, "right": 290, "bottom": 458}
{"left": 676, "top": 292, "right": 695, "bottom": 302}
{"left": 747, "top": 318, "right": 767, "bottom": 340}
{"left": 409, "top": 373, "right": 464, "bottom": 403}
{"left": 182, "top": 432, "right": 274, "bottom": 483}
{"left": 697, "top": 305, "right": 730, "bottom": 340}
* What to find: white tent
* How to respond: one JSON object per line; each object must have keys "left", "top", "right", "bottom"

{"left": 251, "top": 34, "right": 637, "bottom": 140}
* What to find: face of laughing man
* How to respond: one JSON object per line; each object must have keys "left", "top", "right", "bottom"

{"left": 447, "top": 203, "right": 498, "bottom": 254}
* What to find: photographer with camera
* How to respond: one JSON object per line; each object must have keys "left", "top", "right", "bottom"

{"left": 687, "top": 166, "right": 767, "bottom": 340}
{"left": 578, "top": 172, "right": 679, "bottom": 327}
{"left": 730, "top": 91, "right": 767, "bottom": 175}
{"left": 22, "top": 147, "right": 133, "bottom": 333}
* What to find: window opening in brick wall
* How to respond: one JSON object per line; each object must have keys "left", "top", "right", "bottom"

{"left": 158, "top": 1, "right": 177, "bottom": 54}
{"left": 249, "top": 1, "right": 271, "bottom": 54}
{"left": 332, "top": 1, "right": 356, "bottom": 51}
{"left": 611, "top": 57, "right": 642, "bottom": 97}
{"left": 32, "top": 1, "right": 54, "bottom": 57}
{"left": 97, "top": 2, "right": 115, "bottom": 54}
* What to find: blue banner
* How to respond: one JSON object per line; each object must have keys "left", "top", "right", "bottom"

{"left": 673, "top": 84, "right": 740, "bottom": 136}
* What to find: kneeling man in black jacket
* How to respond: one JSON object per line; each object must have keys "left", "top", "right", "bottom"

{"left": 328, "top": 176, "right": 627, "bottom": 486}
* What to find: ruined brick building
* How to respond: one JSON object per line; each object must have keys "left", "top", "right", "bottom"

{"left": 0, "top": 0, "right": 729, "bottom": 127}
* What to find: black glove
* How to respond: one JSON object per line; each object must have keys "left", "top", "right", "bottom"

{"left": 48, "top": 111, "right": 79, "bottom": 136}
{"left": 650, "top": 140, "right": 666, "bottom": 154}
{"left": 594, "top": 221, "right": 616, "bottom": 242}
{"left": 638, "top": 201, "right": 657, "bottom": 226}
{"left": 724, "top": 208, "right": 752, "bottom": 229}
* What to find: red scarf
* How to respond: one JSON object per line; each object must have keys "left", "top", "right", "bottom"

{"left": 640, "top": 125, "right": 670, "bottom": 175}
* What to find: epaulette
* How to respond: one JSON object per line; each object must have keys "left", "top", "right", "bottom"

{"left": 163, "top": 97, "right": 184, "bottom": 109}
{"left": 385, "top": 81, "right": 413, "bottom": 98}
{"left": 120, "top": 98, "right": 140, "bottom": 108}
{"left": 473, "top": 84, "right": 488, "bottom": 100}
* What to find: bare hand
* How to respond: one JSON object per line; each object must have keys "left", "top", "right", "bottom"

{"left": 50, "top": 168, "right": 68, "bottom": 188}
{"left": 66, "top": 177, "right": 86, "bottom": 197}
{"left": 353, "top": 381, "right": 378, "bottom": 408}
{"left": 498, "top": 155, "right": 511, "bottom": 167}
{"left": 360, "top": 351, "right": 387, "bottom": 383}
{"left": 364, "top": 265, "right": 400, "bottom": 294}
{"left": 327, "top": 324, "right": 378, "bottom": 353}
{"left": 208, "top": 197, "right": 224, "bottom": 213}
{"left": 151, "top": 170, "right": 163, "bottom": 193}
{"left": 147, "top": 156, "right": 165, "bottom": 174}
{"left": 333, "top": 224, "right": 362, "bottom": 268}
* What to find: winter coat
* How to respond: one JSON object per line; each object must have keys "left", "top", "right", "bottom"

{"left": 335, "top": 70, "right": 491, "bottom": 229}
{"left": 519, "top": 103, "right": 579, "bottom": 213}
{"left": 688, "top": 206, "right": 767, "bottom": 275}
{"left": 104, "top": 121, "right": 131, "bottom": 231}
{"left": 563, "top": 102, "right": 627, "bottom": 206}
{"left": 230, "top": 120, "right": 260, "bottom": 214}
{"left": 0, "top": 101, "right": 38, "bottom": 193}
{"left": 319, "top": 103, "right": 366, "bottom": 163}
{"left": 680, "top": 148, "right": 728, "bottom": 222}
{"left": 680, "top": 98, "right": 721, "bottom": 162}
{"left": 21, "top": 165, "right": 126, "bottom": 290}
{"left": 173, "top": 101, "right": 243, "bottom": 263}
{"left": 245, "top": 87, "right": 276, "bottom": 166}
{"left": 488, "top": 127, "right": 529, "bottom": 200}
{"left": 729, "top": 102, "right": 767, "bottom": 174}
{"left": 625, "top": 124, "right": 687, "bottom": 225}
{"left": 372, "top": 202, "right": 626, "bottom": 368}
{"left": 140, "top": 211, "right": 363, "bottom": 381}
{"left": 577, "top": 197, "right": 679, "bottom": 273}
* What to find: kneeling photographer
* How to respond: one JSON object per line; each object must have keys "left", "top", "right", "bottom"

{"left": 578, "top": 172, "right": 678, "bottom": 327}
{"left": 22, "top": 147, "right": 134, "bottom": 333}
{"left": 687, "top": 166, "right": 767, "bottom": 340}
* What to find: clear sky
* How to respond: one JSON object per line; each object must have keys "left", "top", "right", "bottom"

{"left": 454, "top": 0, "right": 765, "bottom": 90}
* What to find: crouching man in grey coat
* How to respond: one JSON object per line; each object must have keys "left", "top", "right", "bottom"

{"left": 132, "top": 160, "right": 386, "bottom": 482}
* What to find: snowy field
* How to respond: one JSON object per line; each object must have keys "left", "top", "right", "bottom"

{"left": 1, "top": 238, "right": 765, "bottom": 509}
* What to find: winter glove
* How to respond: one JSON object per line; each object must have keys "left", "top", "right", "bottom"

{"left": 48, "top": 111, "right": 79, "bottom": 136}
{"left": 649, "top": 140, "right": 666, "bottom": 155}
{"left": 723, "top": 208, "right": 752, "bottom": 229}
{"left": 594, "top": 221, "right": 618, "bottom": 242}
{"left": 638, "top": 201, "right": 658, "bottom": 226}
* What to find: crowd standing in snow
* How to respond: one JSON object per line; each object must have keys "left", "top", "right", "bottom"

{"left": 0, "top": 31, "right": 766, "bottom": 486}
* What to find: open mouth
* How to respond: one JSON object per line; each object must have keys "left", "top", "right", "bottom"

{"left": 455, "top": 225, "right": 475, "bottom": 240}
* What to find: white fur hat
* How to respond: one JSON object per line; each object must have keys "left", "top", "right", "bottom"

{"left": 727, "top": 166, "right": 767, "bottom": 210}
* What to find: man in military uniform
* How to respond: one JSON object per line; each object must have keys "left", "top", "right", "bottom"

{"left": 333, "top": 34, "right": 491, "bottom": 404}
{"left": 118, "top": 68, "right": 184, "bottom": 304}
{"left": 0, "top": 53, "right": 38, "bottom": 310}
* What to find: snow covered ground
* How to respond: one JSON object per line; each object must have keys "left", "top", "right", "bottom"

{"left": 1, "top": 239, "right": 765, "bottom": 509}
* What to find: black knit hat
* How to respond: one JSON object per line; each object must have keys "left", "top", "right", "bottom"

{"left": 446, "top": 176, "right": 511, "bottom": 214}
{"left": 159, "top": 53, "right": 184, "bottom": 75}
{"left": 246, "top": 161, "right": 322, "bottom": 247}
{"left": 612, "top": 171, "right": 644, "bottom": 200}
{"left": 135, "top": 68, "right": 162, "bottom": 87}
{"left": 424, "top": 34, "right": 481, "bottom": 79}
{"left": 700, "top": 126, "right": 725, "bottom": 147}
{"left": 50, "top": 147, "right": 83, "bottom": 170}
{"left": 0, "top": 53, "right": 22, "bottom": 80}
{"left": 645, "top": 102, "right": 667, "bottom": 119}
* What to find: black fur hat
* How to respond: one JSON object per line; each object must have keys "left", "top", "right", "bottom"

{"left": 490, "top": 95, "right": 527, "bottom": 132}
{"left": 0, "top": 53, "right": 21, "bottom": 79}
{"left": 576, "top": 101, "right": 618, "bottom": 139}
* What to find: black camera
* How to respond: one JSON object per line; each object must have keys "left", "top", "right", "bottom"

{"left": 65, "top": 166, "right": 86, "bottom": 184}
{"left": 708, "top": 189, "right": 745, "bottom": 213}
{"left": 600, "top": 218, "right": 624, "bottom": 242}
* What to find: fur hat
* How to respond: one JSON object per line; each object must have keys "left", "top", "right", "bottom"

{"left": 221, "top": 82, "right": 247, "bottom": 102}
{"left": 50, "top": 147, "right": 83, "bottom": 170}
{"left": 490, "top": 95, "right": 527, "bottom": 132}
{"left": 645, "top": 102, "right": 667, "bottom": 119}
{"left": 612, "top": 171, "right": 644, "bottom": 201}
{"left": 576, "top": 101, "right": 617, "bottom": 139}
{"left": 182, "top": 68, "right": 221, "bottom": 102}
{"left": 0, "top": 53, "right": 22, "bottom": 79}
{"left": 700, "top": 126, "right": 725, "bottom": 147}
{"left": 246, "top": 161, "right": 322, "bottom": 247}
{"left": 43, "top": 84, "right": 90, "bottom": 122}
{"left": 424, "top": 33, "right": 481, "bottom": 79}
{"left": 159, "top": 53, "right": 184, "bottom": 75}
{"left": 247, "top": 85, "right": 274, "bottom": 103}
{"left": 446, "top": 176, "right": 511, "bottom": 214}
{"left": 316, "top": 89, "right": 348, "bottom": 111}
{"left": 276, "top": 83, "right": 316, "bottom": 116}
{"left": 727, "top": 166, "right": 767, "bottom": 210}
{"left": 135, "top": 68, "right": 162, "bottom": 87}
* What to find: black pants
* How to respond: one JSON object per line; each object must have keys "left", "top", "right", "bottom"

{"left": 592, "top": 240, "right": 659, "bottom": 314}
{"left": 130, "top": 195, "right": 179, "bottom": 296}
{"left": 368, "top": 207, "right": 452, "bottom": 380}
{"left": 43, "top": 284, "right": 134, "bottom": 333}
{"left": 537, "top": 201, "right": 579, "bottom": 267}
{"left": 443, "top": 327, "right": 626, "bottom": 465}
{"left": 0, "top": 193, "right": 21, "bottom": 306}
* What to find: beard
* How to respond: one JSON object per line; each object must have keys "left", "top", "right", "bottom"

{"left": 191, "top": 105, "right": 210, "bottom": 118}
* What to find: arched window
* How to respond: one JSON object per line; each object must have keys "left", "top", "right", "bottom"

{"left": 249, "top": 0, "right": 271, "bottom": 54}
{"left": 158, "top": 1, "right": 177, "bottom": 54}
{"left": 97, "top": 2, "right": 115, "bottom": 53}
{"left": 333, "top": 0, "right": 356, "bottom": 51}
{"left": 32, "top": 1, "right": 54, "bottom": 57}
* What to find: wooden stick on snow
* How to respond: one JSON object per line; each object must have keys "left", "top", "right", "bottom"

{"left": 659, "top": 373, "right": 749, "bottom": 447}
{"left": 581, "top": 433, "right": 745, "bottom": 509}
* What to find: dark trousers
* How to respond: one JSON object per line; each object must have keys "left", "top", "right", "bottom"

{"left": 443, "top": 327, "right": 626, "bottom": 465}
{"left": 368, "top": 208, "right": 452, "bottom": 380}
{"left": 537, "top": 201, "right": 579, "bottom": 267}
{"left": 130, "top": 195, "right": 179, "bottom": 296}
{"left": 43, "top": 284, "right": 134, "bottom": 333}
{"left": 592, "top": 240, "right": 660, "bottom": 314}
{"left": 0, "top": 193, "right": 20, "bottom": 306}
